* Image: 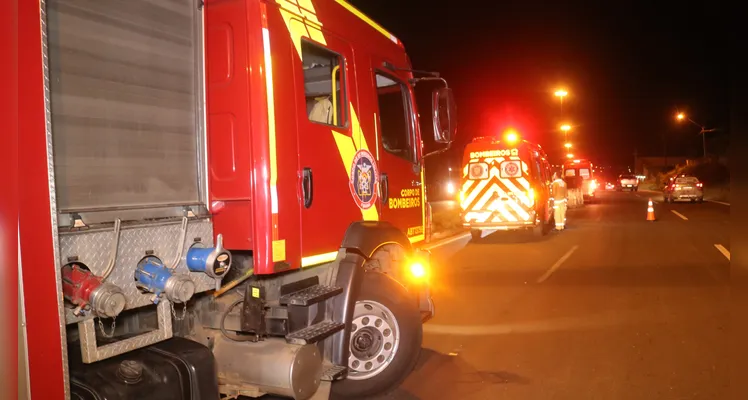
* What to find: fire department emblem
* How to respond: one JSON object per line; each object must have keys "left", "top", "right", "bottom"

{"left": 502, "top": 161, "right": 521, "bottom": 178}
{"left": 349, "top": 149, "right": 379, "bottom": 210}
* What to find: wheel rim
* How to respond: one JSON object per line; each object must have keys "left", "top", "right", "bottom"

{"left": 347, "top": 300, "right": 401, "bottom": 381}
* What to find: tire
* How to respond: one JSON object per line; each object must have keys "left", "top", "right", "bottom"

{"left": 332, "top": 272, "right": 423, "bottom": 399}
{"left": 470, "top": 229, "right": 482, "bottom": 241}
{"left": 698, "top": 197, "right": 704, "bottom": 203}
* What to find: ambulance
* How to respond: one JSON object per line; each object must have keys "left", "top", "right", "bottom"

{"left": 563, "top": 158, "right": 599, "bottom": 201}
{"left": 459, "top": 134, "right": 553, "bottom": 240}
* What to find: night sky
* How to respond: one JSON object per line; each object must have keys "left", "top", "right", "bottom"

{"left": 349, "top": 0, "right": 729, "bottom": 176}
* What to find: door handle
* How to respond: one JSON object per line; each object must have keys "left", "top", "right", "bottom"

{"left": 381, "top": 174, "right": 389, "bottom": 203}
{"left": 302, "top": 167, "right": 313, "bottom": 208}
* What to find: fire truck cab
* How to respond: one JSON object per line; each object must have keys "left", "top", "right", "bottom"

{"left": 18, "top": 1, "right": 457, "bottom": 399}
{"left": 459, "top": 136, "right": 553, "bottom": 240}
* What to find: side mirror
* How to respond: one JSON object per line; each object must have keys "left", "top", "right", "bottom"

{"left": 432, "top": 87, "right": 456, "bottom": 144}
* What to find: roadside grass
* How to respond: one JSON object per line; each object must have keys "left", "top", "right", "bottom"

{"left": 431, "top": 207, "right": 464, "bottom": 238}
{"left": 704, "top": 184, "right": 730, "bottom": 202}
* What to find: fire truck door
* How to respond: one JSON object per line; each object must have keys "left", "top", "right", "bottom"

{"left": 372, "top": 70, "right": 424, "bottom": 243}
{"left": 295, "top": 37, "right": 362, "bottom": 264}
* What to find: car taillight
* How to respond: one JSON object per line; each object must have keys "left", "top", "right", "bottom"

{"left": 696, "top": 183, "right": 703, "bottom": 187}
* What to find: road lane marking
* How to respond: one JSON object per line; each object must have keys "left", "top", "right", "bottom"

{"left": 424, "top": 232, "right": 470, "bottom": 250}
{"left": 714, "top": 244, "right": 730, "bottom": 261}
{"left": 423, "top": 311, "right": 632, "bottom": 336}
{"left": 536, "top": 245, "right": 579, "bottom": 283}
{"left": 670, "top": 210, "right": 688, "bottom": 220}
{"left": 708, "top": 200, "right": 730, "bottom": 206}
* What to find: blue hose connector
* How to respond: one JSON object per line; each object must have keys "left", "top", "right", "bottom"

{"left": 135, "top": 256, "right": 195, "bottom": 304}
{"left": 186, "top": 234, "right": 232, "bottom": 279}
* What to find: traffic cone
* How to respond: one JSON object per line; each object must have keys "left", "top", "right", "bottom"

{"left": 646, "top": 199, "right": 656, "bottom": 221}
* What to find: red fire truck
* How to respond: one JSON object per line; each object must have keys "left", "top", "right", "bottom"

{"left": 459, "top": 133, "right": 553, "bottom": 240}
{"left": 17, "top": 1, "right": 456, "bottom": 399}
{"left": 563, "top": 158, "right": 598, "bottom": 201}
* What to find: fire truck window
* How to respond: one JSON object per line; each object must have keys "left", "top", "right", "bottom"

{"left": 301, "top": 41, "right": 347, "bottom": 127}
{"left": 375, "top": 73, "right": 414, "bottom": 162}
{"left": 565, "top": 169, "right": 577, "bottom": 177}
{"left": 579, "top": 168, "right": 591, "bottom": 178}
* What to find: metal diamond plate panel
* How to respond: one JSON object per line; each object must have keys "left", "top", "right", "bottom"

{"left": 79, "top": 300, "right": 173, "bottom": 363}
{"left": 61, "top": 219, "right": 217, "bottom": 324}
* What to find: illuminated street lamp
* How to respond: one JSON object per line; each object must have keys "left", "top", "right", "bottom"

{"left": 566, "top": 153, "right": 574, "bottom": 159}
{"left": 554, "top": 88, "right": 569, "bottom": 114}
{"left": 564, "top": 143, "right": 572, "bottom": 149}
{"left": 674, "top": 111, "right": 717, "bottom": 158}
{"left": 560, "top": 124, "right": 572, "bottom": 151}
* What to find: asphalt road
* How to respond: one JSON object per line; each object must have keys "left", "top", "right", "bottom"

{"left": 379, "top": 190, "right": 730, "bottom": 400}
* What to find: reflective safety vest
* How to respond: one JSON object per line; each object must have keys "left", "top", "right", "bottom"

{"left": 551, "top": 178, "right": 567, "bottom": 200}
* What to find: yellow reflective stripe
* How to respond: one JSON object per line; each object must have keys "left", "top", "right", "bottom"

{"left": 301, "top": 251, "right": 339, "bottom": 267}
{"left": 276, "top": 1, "right": 379, "bottom": 222}
{"left": 334, "top": 0, "right": 400, "bottom": 44}
{"left": 278, "top": 0, "right": 326, "bottom": 57}
{"left": 417, "top": 166, "right": 425, "bottom": 243}
{"left": 349, "top": 107, "right": 369, "bottom": 151}
{"left": 409, "top": 234, "right": 425, "bottom": 244}
{"left": 332, "top": 131, "right": 357, "bottom": 179}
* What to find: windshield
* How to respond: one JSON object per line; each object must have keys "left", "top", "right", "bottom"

{"left": 675, "top": 177, "right": 699, "bottom": 184}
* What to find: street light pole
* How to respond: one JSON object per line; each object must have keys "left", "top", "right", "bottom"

{"left": 676, "top": 113, "right": 716, "bottom": 158}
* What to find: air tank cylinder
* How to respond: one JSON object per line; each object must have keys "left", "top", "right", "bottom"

{"left": 211, "top": 336, "right": 323, "bottom": 400}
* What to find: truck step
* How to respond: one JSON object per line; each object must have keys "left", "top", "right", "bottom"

{"left": 279, "top": 284, "right": 343, "bottom": 307}
{"left": 321, "top": 363, "right": 348, "bottom": 381}
{"left": 285, "top": 320, "right": 344, "bottom": 345}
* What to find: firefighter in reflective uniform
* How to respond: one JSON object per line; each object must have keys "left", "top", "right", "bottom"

{"left": 551, "top": 172, "right": 568, "bottom": 230}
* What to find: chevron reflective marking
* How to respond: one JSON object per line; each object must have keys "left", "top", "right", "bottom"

{"left": 460, "top": 164, "right": 534, "bottom": 224}
{"left": 499, "top": 176, "right": 531, "bottom": 207}
{"left": 461, "top": 177, "right": 490, "bottom": 209}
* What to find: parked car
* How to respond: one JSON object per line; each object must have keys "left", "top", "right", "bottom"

{"left": 617, "top": 174, "right": 639, "bottom": 191}
{"left": 663, "top": 175, "right": 704, "bottom": 203}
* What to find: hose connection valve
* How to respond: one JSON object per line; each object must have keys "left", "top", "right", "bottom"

{"left": 61, "top": 263, "right": 126, "bottom": 318}
{"left": 134, "top": 256, "right": 195, "bottom": 304}
{"left": 186, "top": 234, "right": 232, "bottom": 279}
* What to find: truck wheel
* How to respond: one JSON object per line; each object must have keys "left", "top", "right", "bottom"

{"left": 533, "top": 210, "right": 548, "bottom": 237}
{"left": 470, "top": 229, "right": 482, "bottom": 241}
{"left": 332, "top": 272, "right": 422, "bottom": 399}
